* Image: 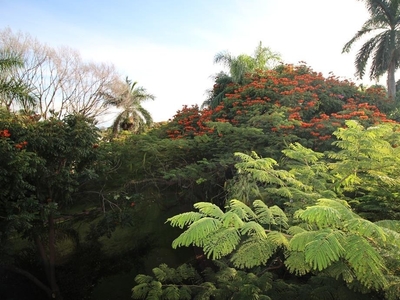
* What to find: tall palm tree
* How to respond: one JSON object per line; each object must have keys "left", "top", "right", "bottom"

{"left": 203, "top": 42, "right": 281, "bottom": 108}
{"left": 0, "top": 49, "right": 34, "bottom": 110}
{"left": 109, "top": 77, "right": 155, "bottom": 137}
{"left": 342, "top": 0, "right": 400, "bottom": 100}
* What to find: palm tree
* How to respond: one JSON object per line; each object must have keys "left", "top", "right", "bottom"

{"left": 0, "top": 49, "right": 34, "bottom": 110}
{"left": 109, "top": 77, "right": 155, "bottom": 137}
{"left": 342, "top": 0, "right": 400, "bottom": 100}
{"left": 203, "top": 42, "right": 280, "bottom": 108}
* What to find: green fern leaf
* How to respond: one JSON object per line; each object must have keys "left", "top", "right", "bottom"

{"left": 132, "top": 282, "right": 150, "bottom": 299}
{"left": 152, "top": 266, "right": 167, "bottom": 281}
{"left": 231, "top": 236, "right": 276, "bottom": 268}
{"left": 323, "top": 260, "right": 355, "bottom": 284}
{"left": 228, "top": 199, "right": 258, "bottom": 220}
{"left": 285, "top": 251, "right": 312, "bottom": 276}
{"left": 203, "top": 227, "right": 241, "bottom": 259}
{"left": 315, "top": 198, "right": 355, "bottom": 220}
{"left": 194, "top": 202, "right": 224, "bottom": 219}
{"left": 289, "top": 230, "right": 319, "bottom": 251}
{"left": 162, "top": 286, "right": 180, "bottom": 300}
{"left": 267, "top": 231, "right": 289, "bottom": 248}
{"left": 304, "top": 229, "right": 345, "bottom": 271}
{"left": 287, "top": 226, "right": 306, "bottom": 235}
{"left": 171, "top": 217, "right": 221, "bottom": 248}
{"left": 375, "top": 220, "right": 400, "bottom": 232}
{"left": 147, "top": 281, "right": 163, "bottom": 300}
{"left": 253, "top": 200, "right": 274, "bottom": 225}
{"left": 344, "top": 218, "right": 387, "bottom": 243}
{"left": 297, "top": 206, "right": 342, "bottom": 228}
{"left": 222, "top": 211, "right": 245, "bottom": 228}
{"left": 179, "top": 286, "right": 192, "bottom": 300}
{"left": 240, "top": 221, "right": 267, "bottom": 239}
{"left": 344, "top": 234, "right": 387, "bottom": 290}
{"left": 270, "top": 205, "right": 289, "bottom": 228}
{"left": 135, "top": 274, "right": 153, "bottom": 284}
{"left": 166, "top": 212, "right": 204, "bottom": 229}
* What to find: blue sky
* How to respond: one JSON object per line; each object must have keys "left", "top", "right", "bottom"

{"left": 1, "top": 0, "right": 375, "bottom": 124}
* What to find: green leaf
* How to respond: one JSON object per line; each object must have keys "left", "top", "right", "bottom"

{"left": 162, "top": 286, "right": 180, "bottom": 300}
{"left": 172, "top": 217, "right": 221, "bottom": 248}
{"left": 231, "top": 237, "right": 276, "bottom": 268}
{"left": 266, "top": 231, "right": 289, "bottom": 248}
{"left": 135, "top": 274, "right": 153, "bottom": 284}
{"left": 304, "top": 229, "right": 345, "bottom": 271}
{"left": 344, "top": 218, "right": 387, "bottom": 243}
{"left": 221, "top": 211, "right": 245, "bottom": 228}
{"left": 253, "top": 200, "right": 274, "bottom": 225}
{"left": 240, "top": 221, "right": 267, "bottom": 239}
{"left": 344, "top": 234, "right": 387, "bottom": 290}
{"left": 285, "top": 251, "right": 311, "bottom": 276}
{"left": 229, "top": 199, "right": 258, "bottom": 221}
{"left": 296, "top": 206, "right": 342, "bottom": 228}
{"left": 289, "top": 230, "right": 319, "bottom": 252}
{"left": 194, "top": 202, "right": 224, "bottom": 219}
{"left": 166, "top": 212, "right": 204, "bottom": 229}
{"left": 203, "top": 227, "right": 241, "bottom": 259}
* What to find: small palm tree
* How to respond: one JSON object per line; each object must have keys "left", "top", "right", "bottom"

{"left": 214, "top": 41, "right": 281, "bottom": 84}
{"left": 109, "top": 77, "right": 155, "bottom": 137}
{"left": 342, "top": 0, "right": 400, "bottom": 100}
{"left": 0, "top": 49, "right": 34, "bottom": 110}
{"left": 203, "top": 42, "right": 280, "bottom": 108}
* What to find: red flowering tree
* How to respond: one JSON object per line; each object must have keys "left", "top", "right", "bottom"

{"left": 165, "top": 63, "right": 397, "bottom": 152}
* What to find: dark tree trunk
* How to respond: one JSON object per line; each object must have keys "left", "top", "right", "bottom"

{"left": 388, "top": 60, "right": 396, "bottom": 100}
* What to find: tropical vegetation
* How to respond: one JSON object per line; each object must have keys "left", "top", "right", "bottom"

{"left": 3, "top": 2, "right": 400, "bottom": 299}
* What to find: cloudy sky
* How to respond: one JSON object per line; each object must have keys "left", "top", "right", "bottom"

{"left": 1, "top": 0, "right": 377, "bottom": 124}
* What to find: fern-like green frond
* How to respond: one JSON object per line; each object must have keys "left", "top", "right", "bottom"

{"left": 203, "top": 227, "right": 241, "bottom": 259}
{"left": 315, "top": 198, "right": 355, "bottom": 220}
{"left": 240, "top": 221, "right": 267, "bottom": 239}
{"left": 287, "top": 226, "right": 306, "bottom": 235}
{"left": 344, "top": 218, "right": 387, "bottom": 243}
{"left": 228, "top": 199, "right": 258, "bottom": 220}
{"left": 304, "top": 229, "right": 345, "bottom": 271}
{"left": 194, "top": 202, "right": 224, "bottom": 219}
{"left": 296, "top": 206, "right": 342, "bottom": 229}
{"left": 179, "top": 286, "right": 192, "bottom": 300}
{"left": 135, "top": 274, "right": 154, "bottom": 284}
{"left": 231, "top": 236, "right": 276, "bottom": 268}
{"left": 171, "top": 217, "right": 221, "bottom": 248}
{"left": 152, "top": 266, "right": 168, "bottom": 281}
{"left": 162, "top": 286, "right": 180, "bottom": 300}
{"left": 323, "top": 260, "right": 355, "bottom": 284}
{"left": 253, "top": 200, "right": 274, "bottom": 225}
{"left": 375, "top": 220, "right": 400, "bottom": 232}
{"left": 285, "top": 251, "right": 312, "bottom": 276}
{"left": 344, "top": 234, "right": 387, "bottom": 290}
{"left": 266, "top": 231, "right": 290, "bottom": 248}
{"left": 289, "top": 230, "right": 319, "bottom": 252}
{"left": 166, "top": 212, "right": 204, "bottom": 229}
{"left": 221, "top": 211, "right": 245, "bottom": 228}
{"left": 132, "top": 282, "right": 151, "bottom": 299}
{"left": 270, "top": 205, "right": 289, "bottom": 229}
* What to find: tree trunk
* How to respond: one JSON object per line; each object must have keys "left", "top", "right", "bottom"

{"left": 387, "top": 61, "right": 396, "bottom": 100}
{"left": 48, "top": 211, "right": 63, "bottom": 299}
